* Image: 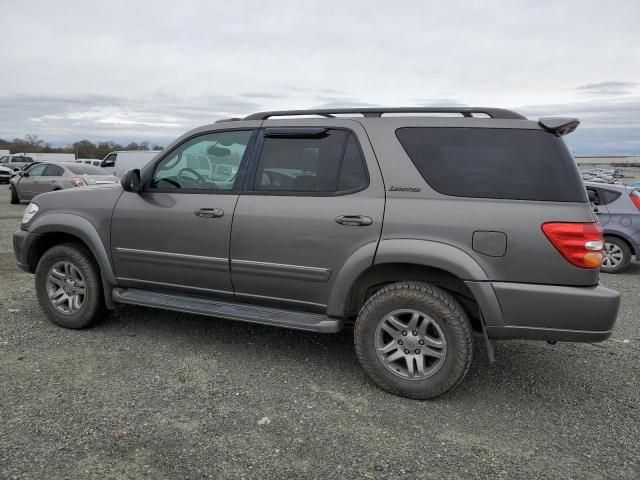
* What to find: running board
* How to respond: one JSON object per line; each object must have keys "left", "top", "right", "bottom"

{"left": 112, "top": 288, "right": 343, "bottom": 333}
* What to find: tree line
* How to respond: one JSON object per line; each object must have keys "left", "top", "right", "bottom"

{"left": 0, "top": 134, "right": 164, "bottom": 159}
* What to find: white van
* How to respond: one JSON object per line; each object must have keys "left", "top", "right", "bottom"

{"left": 100, "top": 151, "right": 158, "bottom": 178}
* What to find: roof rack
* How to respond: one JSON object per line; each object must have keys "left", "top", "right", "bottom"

{"left": 244, "top": 107, "right": 527, "bottom": 121}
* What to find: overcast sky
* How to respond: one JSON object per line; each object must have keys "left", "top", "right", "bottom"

{"left": 1, "top": 0, "right": 639, "bottom": 154}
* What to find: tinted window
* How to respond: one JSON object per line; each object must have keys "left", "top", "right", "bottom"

{"left": 254, "top": 130, "right": 367, "bottom": 193}
{"left": 337, "top": 134, "right": 368, "bottom": 191}
{"left": 44, "top": 165, "right": 64, "bottom": 176}
{"left": 599, "top": 188, "right": 622, "bottom": 205}
{"left": 66, "top": 164, "right": 109, "bottom": 175}
{"left": 396, "top": 128, "right": 586, "bottom": 202}
{"left": 26, "top": 164, "right": 47, "bottom": 177}
{"left": 152, "top": 130, "right": 253, "bottom": 190}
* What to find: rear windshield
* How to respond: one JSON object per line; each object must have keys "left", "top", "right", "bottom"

{"left": 395, "top": 127, "right": 586, "bottom": 202}
{"left": 66, "top": 164, "right": 109, "bottom": 175}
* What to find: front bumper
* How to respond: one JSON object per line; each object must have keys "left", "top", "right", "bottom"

{"left": 13, "top": 229, "right": 41, "bottom": 273}
{"left": 466, "top": 281, "right": 620, "bottom": 343}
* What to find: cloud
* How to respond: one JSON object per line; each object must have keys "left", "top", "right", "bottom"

{"left": 576, "top": 81, "right": 639, "bottom": 96}
{"left": 0, "top": 93, "right": 262, "bottom": 145}
{"left": 0, "top": 0, "right": 639, "bottom": 154}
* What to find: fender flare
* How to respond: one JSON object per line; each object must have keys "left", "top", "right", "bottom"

{"left": 28, "top": 213, "right": 117, "bottom": 307}
{"left": 327, "top": 238, "right": 493, "bottom": 317}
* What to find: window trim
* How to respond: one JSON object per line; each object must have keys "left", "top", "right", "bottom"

{"left": 242, "top": 127, "right": 370, "bottom": 197}
{"left": 143, "top": 128, "right": 258, "bottom": 195}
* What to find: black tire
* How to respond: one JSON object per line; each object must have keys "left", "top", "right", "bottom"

{"left": 601, "top": 236, "right": 632, "bottom": 274}
{"left": 35, "top": 242, "right": 106, "bottom": 329}
{"left": 354, "top": 282, "right": 474, "bottom": 400}
{"left": 10, "top": 184, "right": 19, "bottom": 204}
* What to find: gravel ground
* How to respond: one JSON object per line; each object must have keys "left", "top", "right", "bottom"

{"left": 0, "top": 188, "right": 638, "bottom": 479}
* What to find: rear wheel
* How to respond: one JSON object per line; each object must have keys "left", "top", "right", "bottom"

{"left": 601, "top": 236, "right": 632, "bottom": 274}
{"left": 35, "top": 243, "right": 106, "bottom": 329}
{"left": 354, "top": 282, "right": 474, "bottom": 400}
{"left": 10, "top": 184, "right": 19, "bottom": 204}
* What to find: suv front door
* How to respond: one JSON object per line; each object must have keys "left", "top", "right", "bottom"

{"left": 230, "top": 120, "right": 385, "bottom": 311}
{"left": 110, "top": 127, "right": 259, "bottom": 298}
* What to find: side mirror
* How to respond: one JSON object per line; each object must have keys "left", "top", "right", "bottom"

{"left": 121, "top": 169, "right": 141, "bottom": 193}
{"left": 587, "top": 190, "right": 598, "bottom": 204}
{"left": 19, "top": 171, "right": 27, "bottom": 177}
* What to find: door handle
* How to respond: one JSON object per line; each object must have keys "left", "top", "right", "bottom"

{"left": 335, "top": 215, "right": 373, "bottom": 226}
{"left": 195, "top": 208, "right": 224, "bottom": 218}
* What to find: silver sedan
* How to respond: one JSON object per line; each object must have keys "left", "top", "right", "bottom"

{"left": 10, "top": 162, "right": 118, "bottom": 204}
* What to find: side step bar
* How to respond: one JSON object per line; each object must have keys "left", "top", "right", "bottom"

{"left": 112, "top": 288, "right": 344, "bottom": 333}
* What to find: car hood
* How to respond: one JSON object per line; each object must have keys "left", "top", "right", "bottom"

{"left": 25, "top": 183, "right": 124, "bottom": 217}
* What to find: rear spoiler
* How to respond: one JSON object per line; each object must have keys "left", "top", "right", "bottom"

{"left": 539, "top": 117, "right": 580, "bottom": 136}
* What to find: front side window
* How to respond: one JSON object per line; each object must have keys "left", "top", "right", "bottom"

{"left": 254, "top": 129, "right": 368, "bottom": 194}
{"left": 151, "top": 130, "right": 253, "bottom": 191}
{"left": 102, "top": 153, "right": 117, "bottom": 168}
{"left": 0, "top": 156, "right": 9, "bottom": 164}
{"left": 26, "top": 164, "right": 47, "bottom": 177}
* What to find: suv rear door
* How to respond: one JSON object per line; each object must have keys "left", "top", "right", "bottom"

{"left": 110, "top": 126, "right": 259, "bottom": 298}
{"left": 229, "top": 119, "right": 385, "bottom": 311}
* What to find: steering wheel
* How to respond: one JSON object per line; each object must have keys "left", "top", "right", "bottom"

{"left": 160, "top": 178, "right": 182, "bottom": 188}
{"left": 178, "top": 168, "right": 206, "bottom": 185}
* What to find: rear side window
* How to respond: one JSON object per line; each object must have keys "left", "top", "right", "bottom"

{"left": 44, "top": 165, "right": 64, "bottom": 176}
{"left": 599, "top": 188, "right": 622, "bottom": 205}
{"left": 395, "top": 127, "right": 586, "bottom": 202}
{"left": 254, "top": 130, "right": 368, "bottom": 194}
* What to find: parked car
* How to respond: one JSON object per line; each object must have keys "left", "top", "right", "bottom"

{"left": 100, "top": 150, "right": 158, "bottom": 178}
{"left": 0, "top": 164, "right": 11, "bottom": 183}
{"left": 586, "top": 182, "right": 640, "bottom": 273}
{"left": 10, "top": 162, "right": 117, "bottom": 204}
{"left": 13, "top": 107, "right": 620, "bottom": 400}
{"left": 0, "top": 154, "right": 34, "bottom": 172}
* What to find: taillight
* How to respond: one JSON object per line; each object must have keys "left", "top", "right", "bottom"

{"left": 542, "top": 222, "right": 604, "bottom": 269}
{"left": 71, "top": 176, "right": 87, "bottom": 187}
{"left": 630, "top": 191, "right": 640, "bottom": 211}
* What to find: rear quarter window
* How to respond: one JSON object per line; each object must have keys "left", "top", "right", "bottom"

{"left": 395, "top": 127, "right": 586, "bottom": 202}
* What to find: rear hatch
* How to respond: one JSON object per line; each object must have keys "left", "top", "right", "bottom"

{"left": 376, "top": 117, "right": 602, "bottom": 286}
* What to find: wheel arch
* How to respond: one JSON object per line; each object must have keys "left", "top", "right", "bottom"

{"left": 604, "top": 231, "right": 636, "bottom": 255}
{"left": 25, "top": 213, "right": 116, "bottom": 308}
{"left": 327, "top": 239, "right": 491, "bottom": 330}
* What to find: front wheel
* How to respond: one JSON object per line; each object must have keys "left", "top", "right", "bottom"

{"left": 354, "top": 282, "right": 474, "bottom": 400}
{"left": 35, "top": 243, "right": 106, "bottom": 329}
{"left": 601, "top": 236, "right": 632, "bottom": 274}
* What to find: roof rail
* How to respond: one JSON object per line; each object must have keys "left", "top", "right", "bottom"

{"left": 214, "top": 117, "right": 242, "bottom": 123}
{"left": 244, "top": 107, "right": 527, "bottom": 121}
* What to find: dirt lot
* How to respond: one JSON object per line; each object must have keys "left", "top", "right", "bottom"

{"left": 1, "top": 188, "right": 638, "bottom": 480}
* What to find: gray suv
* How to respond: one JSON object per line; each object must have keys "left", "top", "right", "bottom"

{"left": 13, "top": 107, "right": 620, "bottom": 399}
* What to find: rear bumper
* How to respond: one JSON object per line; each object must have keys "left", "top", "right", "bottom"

{"left": 13, "top": 229, "right": 41, "bottom": 273}
{"left": 466, "top": 281, "right": 620, "bottom": 343}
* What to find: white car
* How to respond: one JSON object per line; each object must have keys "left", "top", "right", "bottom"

{"left": 0, "top": 164, "right": 11, "bottom": 184}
